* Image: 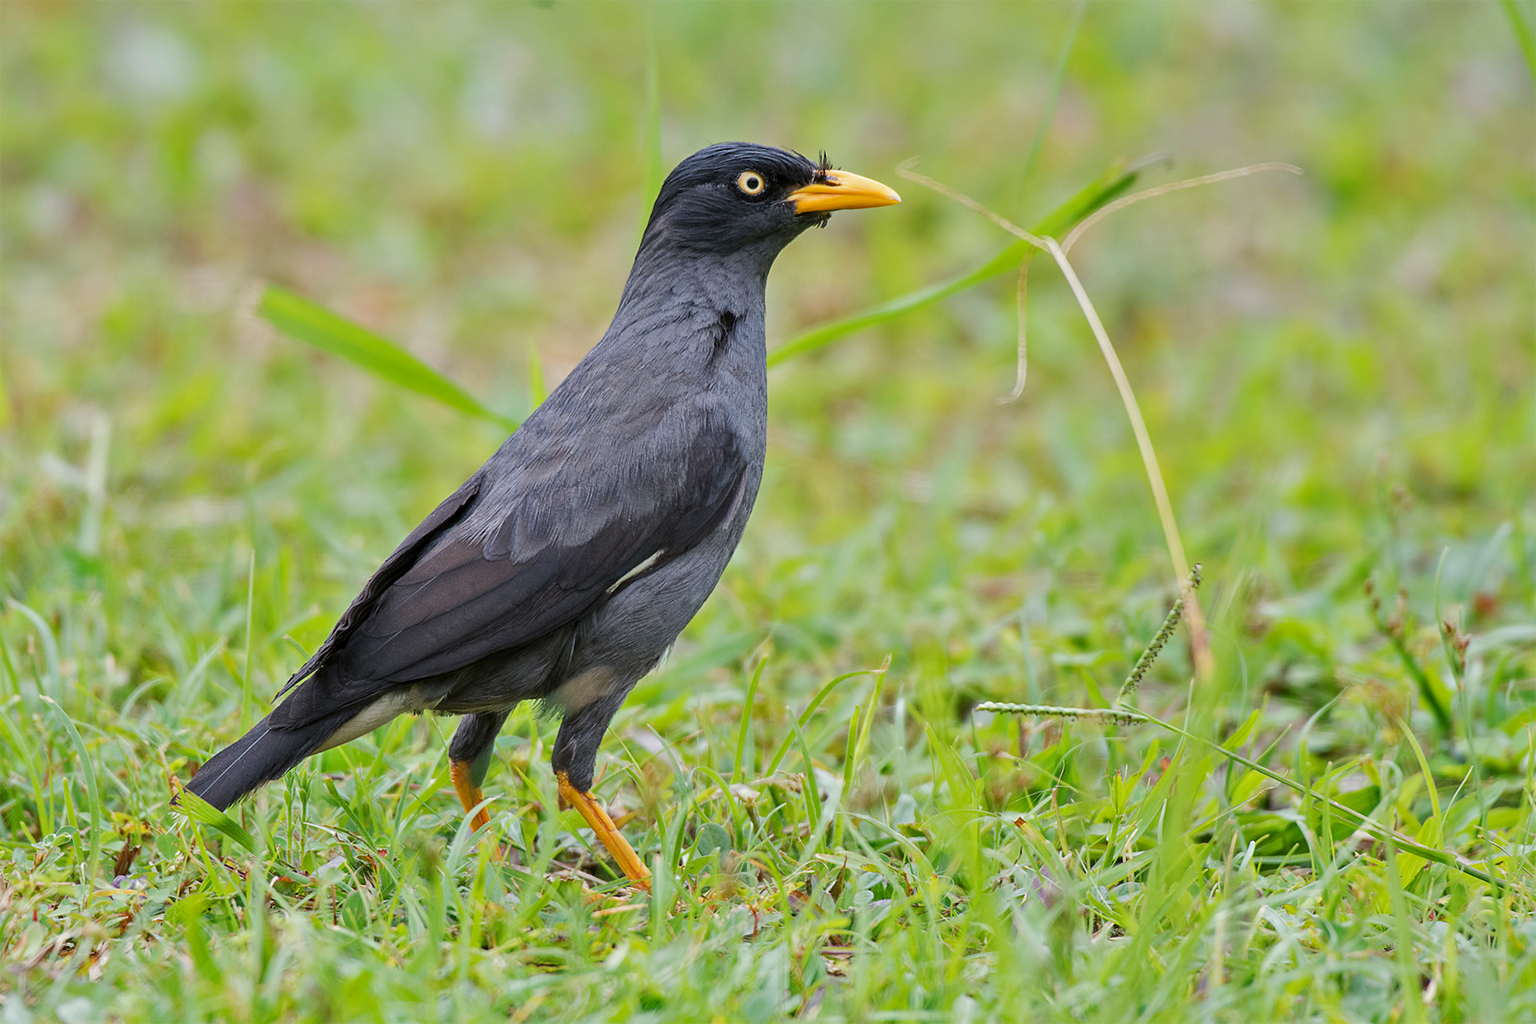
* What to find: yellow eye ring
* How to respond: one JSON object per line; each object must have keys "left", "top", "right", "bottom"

{"left": 736, "top": 171, "right": 765, "bottom": 195}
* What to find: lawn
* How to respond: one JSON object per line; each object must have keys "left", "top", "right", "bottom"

{"left": 3, "top": 3, "right": 1535, "bottom": 1021}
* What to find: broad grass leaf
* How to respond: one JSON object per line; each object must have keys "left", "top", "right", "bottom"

{"left": 175, "top": 788, "right": 257, "bottom": 853}
{"left": 258, "top": 285, "right": 519, "bottom": 432}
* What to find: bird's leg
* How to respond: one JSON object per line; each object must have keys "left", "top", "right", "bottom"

{"left": 447, "top": 710, "right": 509, "bottom": 832}
{"left": 556, "top": 770, "right": 652, "bottom": 889}
{"left": 449, "top": 760, "right": 491, "bottom": 831}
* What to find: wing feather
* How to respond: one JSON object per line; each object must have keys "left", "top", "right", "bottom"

{"left": 270, "top": 409, "right": 745, "bottom": 729}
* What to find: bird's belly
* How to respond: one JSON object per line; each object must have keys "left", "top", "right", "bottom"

{"left": 433, "top": 467, "right": 759, "bottom": 718}
{"left": 571, "top": 508, "right": 749, "bottom": 674}
{"left": 430, "top": 624, "right": 574, "bottom": 714}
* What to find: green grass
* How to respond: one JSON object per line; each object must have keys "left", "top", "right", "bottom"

{"left": 3, "top": 3, "right": 1535, "bottom": 1021}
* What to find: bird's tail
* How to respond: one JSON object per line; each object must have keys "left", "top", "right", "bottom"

{"left": 182, "top": 708, "right": 350, "bottom": 810}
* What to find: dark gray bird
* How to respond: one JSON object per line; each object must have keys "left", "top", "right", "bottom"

{"left": 184, "top": 143, "right": 899, "bottom": 886}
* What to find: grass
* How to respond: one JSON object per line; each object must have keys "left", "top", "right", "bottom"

{"left": 4, "top": 2, "right": 1536, "bottom": 1021}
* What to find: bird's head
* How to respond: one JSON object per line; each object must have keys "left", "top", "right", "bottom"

{"left": 638, "top": 143, "right": 900, "bottom": 261}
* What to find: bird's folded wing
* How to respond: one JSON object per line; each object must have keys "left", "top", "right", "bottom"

{"left": 270, "top": 414, "right": 746, "bottom": 727}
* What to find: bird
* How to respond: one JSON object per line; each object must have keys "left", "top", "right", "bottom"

{"left": 183, "top": 142, "right": 900, "bottom": 889}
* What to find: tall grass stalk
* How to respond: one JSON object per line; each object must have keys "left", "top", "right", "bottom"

{"left": 897, "top": 161, "right": 1300, "bottom": 683}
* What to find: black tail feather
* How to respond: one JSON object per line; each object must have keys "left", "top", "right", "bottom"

{"left": 184, "top": 710, "right": 348, "bottom": 810}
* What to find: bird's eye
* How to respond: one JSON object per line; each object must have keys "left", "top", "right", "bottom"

{"left": 736, "top": 171, "right": 766, "bottom": 196}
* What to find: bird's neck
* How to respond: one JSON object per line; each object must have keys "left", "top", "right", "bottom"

{"left": 616, "top": 246, "right": 773, "bottom": 325}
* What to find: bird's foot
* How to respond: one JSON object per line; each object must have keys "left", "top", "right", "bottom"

{"left": 555, "top": 770, "right": 652, "bottom": 891}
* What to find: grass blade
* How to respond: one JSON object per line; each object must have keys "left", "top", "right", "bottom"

{"left": 1503, "top": 0, "right": 1536, "bottom": 86}
{"left": 733, "top": 656, "right": 767, "bottom": 780}
{"left": 1367, "top": 578, "right": 1454, "bottom": 734}
{"left": 175, "top": 788, "right": 258, "bottom": 854}
{"left": 41, "top": 696, "right": 101, "bottom": 897}
{"left": 852, "top": 655, "right": 889, "bottom": 772}
{"left": 257, "top": 285, "right": 519, "bottom": 432}
{"left": 241, "top": 547, "right": 256, "bottom": 732}
{"left": 1019, "top": 0, "right": 1087, "bottom": 187}
{"left": 8, "top": 598, "right": 61, "bottom": 705}
{"left": 764, "top": 668, "right": 876, "bottom": 776}
{"left": 766, "top": 160, "right": 1147, "bottom": 367}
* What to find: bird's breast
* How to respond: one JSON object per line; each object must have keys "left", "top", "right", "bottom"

{"left": 706, "top": 309, "right": 739, "bottom": 369}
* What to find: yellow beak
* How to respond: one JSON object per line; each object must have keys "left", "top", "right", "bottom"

{"left": 786, "top": 169, "right": 902, "bottom": 215}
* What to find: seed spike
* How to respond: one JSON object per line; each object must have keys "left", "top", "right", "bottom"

{"left": 1117, "top": 564, "right": 1202, "bottom": 707}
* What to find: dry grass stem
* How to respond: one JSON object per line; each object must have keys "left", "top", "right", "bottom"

{"left": 897, "top": 163, "right": 1220, "bottom": 681}
{"left": 1043, "top": 237, "right": 1213, "bottom": 680}
{"left": 895, "top": 163, "right": 1047, "bottom": 249}
{"left": 1060, "top": 162, "right": 1304, "bottom": 253}
{"left": 999, "top": 261, "right": 1030, "bottom": 404}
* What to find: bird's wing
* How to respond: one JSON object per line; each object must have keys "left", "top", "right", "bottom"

{"left": 270, "top": 412, "right": 746, "bottom": 727}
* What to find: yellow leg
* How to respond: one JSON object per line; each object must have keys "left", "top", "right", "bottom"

{"left": 449, "top": 760, "right": 491, "bottom": 831}
{"left": 556, "top": 770, "right": 652, "bottom": 890}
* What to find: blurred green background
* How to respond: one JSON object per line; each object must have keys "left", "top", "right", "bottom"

{"left": 7, "top": 0, "right": 1531, "bottom": 717}
{"left": 3, "top": 2, "right": 1534, "bottom": 1020}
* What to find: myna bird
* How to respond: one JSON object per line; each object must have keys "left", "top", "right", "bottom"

{"left": 184, "top": 143, "right": 900, "bottom": 888}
